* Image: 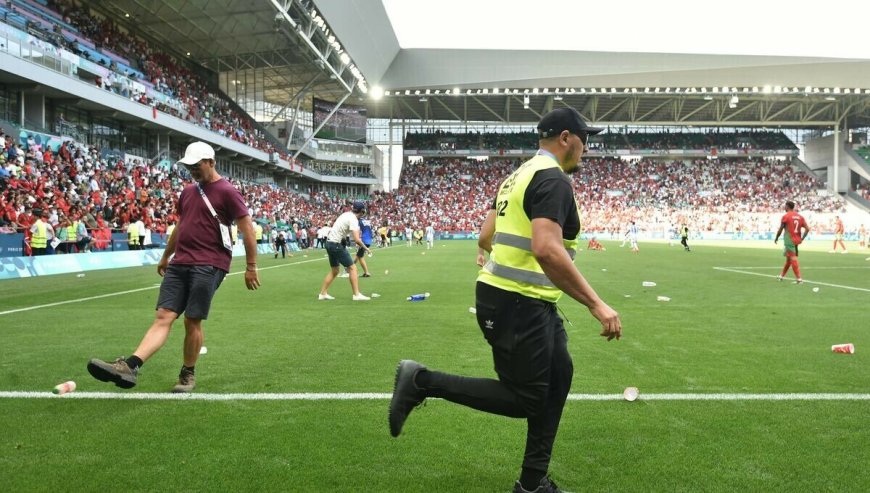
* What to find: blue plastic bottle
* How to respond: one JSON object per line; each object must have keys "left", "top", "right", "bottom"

{"left": 406, "top": 292, "right": 430, "bottom": 301}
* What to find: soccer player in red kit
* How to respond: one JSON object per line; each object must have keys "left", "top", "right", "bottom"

{"left": 832, "top": 215, "right": 846, "bottom": 253}
{"left": 774, "top": 200, "right": 809, "bottom": 283}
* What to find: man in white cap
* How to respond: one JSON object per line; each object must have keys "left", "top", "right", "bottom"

{"left": 87, "top": 141, "right": 261, "bottom": 393}
{"left": 318, "top": 201, "right": 371, "bottom": 301}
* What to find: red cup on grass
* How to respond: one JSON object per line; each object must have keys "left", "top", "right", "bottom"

{"left": 831, "top": 343, "right": 855, "bottom": 354}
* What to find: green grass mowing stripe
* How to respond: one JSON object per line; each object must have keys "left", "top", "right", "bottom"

{"left": 3, "top": 391, "right": 870, "bottom": 400}
{"left": 0, "top": 254, "right": 369, "bottom": 316}
{"left": 713, "top": 266, "right": 870, "bottom": 292}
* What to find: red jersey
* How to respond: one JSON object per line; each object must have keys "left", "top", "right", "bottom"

{"left": 781, "top": 210, "right": 807, "bottom": 245}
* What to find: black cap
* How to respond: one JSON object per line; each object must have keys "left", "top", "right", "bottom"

{"left": 352, "top": 201, "right": 366, "bottom": 213}
{"left": 536, "top": 107, "right": 603, "bottom": 139}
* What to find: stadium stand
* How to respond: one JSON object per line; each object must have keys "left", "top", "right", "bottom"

{"left": 3, "top": 118, "right": 856, "bottom": 258}
{"left": 404, "top": 129, "right": 799, "bottom": 153}
{"left": 1, "top": 0, "right": 290, "bottom": 160}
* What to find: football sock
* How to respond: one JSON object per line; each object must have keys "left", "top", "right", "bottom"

{"left": 792, "top": 260, "right": 801, "bottom": 279}
{"left": 182, "top": 365, "right": 195, "bottom": 374}
{"left": 127, "top": 355, "right": 143, "bottom": 370}
{"left": 520, "top": 469, "right": 545, "bottom": 491}
{"left": 780, "top": 261, "right": 790, "bottom": 278}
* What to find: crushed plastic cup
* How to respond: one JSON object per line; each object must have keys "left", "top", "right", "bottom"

{"left": 76, "top": 273, "right": 86, "bottom": 278}
{"left": 831, "top": 343, "right": 855, "bottom": 354}
{"left": 468, "top": 306, "right": 477, "bottom": 314}
{"left": 53, "top": 381, "right": 76, "bottom": 395}
{"left": 623, "top": 387, "right": 639, "bottom": 401}
{"left": 199, "top": 346, "right": 208, "bottom": 355}
{"left": 642, "top": 281, "right": 657, "bottom": 287}
{"left": 624, "top": 294, "right": 632, "bottom": 298}
{"left": 371, "top": 293, "right": 381, "bottom": 298}
{"left": 656, "top": 296, "right": 671, "bottom": 302}
{"left": 812, "top": 287, "right": 820, "bottom": 293}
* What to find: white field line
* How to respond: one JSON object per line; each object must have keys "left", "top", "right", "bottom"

{"left": 713, "top": 267, "right": 870, "bottom": 293}
{"left": 1, "top": 391, "right": 869, "bottom": 401}
{"left": 0, "top": 257, "right": 326, "bottom": 316}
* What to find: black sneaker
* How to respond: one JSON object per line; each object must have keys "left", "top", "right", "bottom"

{"left": 361, "top": 273, "right": 372, "bottom": 278}
{"left": 87, "top": 357, "right": 138, "bottom": 389}
{"left": 513, "top": 476, "right": 568, "bottom": 493}
{"left": 388, "top": 360, "right": 426, "bottom": 437}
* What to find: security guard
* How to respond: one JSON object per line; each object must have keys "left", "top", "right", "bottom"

{"left": 389, "top": 108, "right": 623, "bottom": 493}
{"left": 126, "top": 220, "right": 140, "bottom": 250}
{"left": 30, "top": 210, "right": 53, "bottom": 256}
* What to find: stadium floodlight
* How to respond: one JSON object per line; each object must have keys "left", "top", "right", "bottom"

{"left": 492, "top": 88, "right": 499, "bottom": 94}
{"left": 542, "top": 88, "right": 549, "bottom": 94}
{"left": 404, "top": 90, "right": 411, "bottom": 95}
{"left": 631, "top": 88, "right": 638, "bottom": 93}
{"left": 425, "top": 89, "right": 431, "bottom": 95}
{"left": 654, "top": 87, "right": 660, "bottom": 93}
{"left": 590, "top": 88, "right": 597, "bottom": 94}
{"left": 703, "top": 95, "right": 713, "bottom": 101}
{"left": 774, "top": 86, "right": 782, "bottom": 93}
{"left": 644, "top": 87, "right": 650, "bottom": 93}
{"left": 482, "top": 88, "right": 488, "bottom": 94}
{"left": 466, "top": 89, "right": 473, "bottom": 95}
{"left": 804, "top": 86, "right": 812, "bottom": 93}
{"left": 553, "top": 95, "right": 563, "bottom": 101}
{"left": 186, "top": 52, "right": 191, "bottom": 56}
{"left": 433, "top": 90, "right": 440, "bottom": 95}
{"left": 370, "top": 86, "right": 384, "bottom": 100}
{"left": 664, "top": 87, "right": 671, "bottom": 93}
{"left": 452, "top": 87, "right": 460, "bottom": 95}
{"left": 338, "top": 53, "right": 350, "bottom": 65}
{"left": 823, "top": 88, "right": 830, "bottom": 94}
{"left": 762, "top": 85, "right": 772, "bottom": 94}
{"left": 414, "top": 90, "right": 421, "bottom": 95}
{"left": 833, "top": 87, "right": 841, "bottom": 94}
{"left": 532, "top": 88, "right": 539, "bottom": 94}
{"left": 579, "top": 88, "right": 586, "bottom": 93}
{"left": 825, "top": 96, "right": 836, "bottom": 101}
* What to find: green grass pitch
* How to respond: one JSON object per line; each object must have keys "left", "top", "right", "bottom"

{"left": 1, "top": 240, "right": 868, "bottom": 492}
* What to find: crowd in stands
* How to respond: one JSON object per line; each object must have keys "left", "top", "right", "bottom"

{"left": 404, "top": 129, "right": 798, "bottom": 152}
{"left": 3, "top": 0, "right": 290, "bottom": 161}
{"left": 1, "top": 125, "right": 863, "bottom": 258}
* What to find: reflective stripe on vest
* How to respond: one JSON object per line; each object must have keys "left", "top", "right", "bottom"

{"left": 67, "top": 223, "right": 77, "bottom": 242}
{"left": 492, "top": 232, "right": 577, "bottom": 260}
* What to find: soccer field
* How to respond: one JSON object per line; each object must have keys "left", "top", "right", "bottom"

{"left": 1, "top": 241, "right": 868, "bottom": 492}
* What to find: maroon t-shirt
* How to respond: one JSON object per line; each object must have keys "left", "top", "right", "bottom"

{"left": 171, "top": 178, "right": 248, "bottom": 272}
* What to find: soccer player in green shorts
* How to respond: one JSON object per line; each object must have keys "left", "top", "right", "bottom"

{"left": 774, "top": 200, "right": 809, "bottom": 283}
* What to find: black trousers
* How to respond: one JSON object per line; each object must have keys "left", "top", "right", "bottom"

{"left": 681, "top": 236, "right": 689, "bottom": 249}
{"left": 421, "top": 281, "right": 573, "bottom": 475}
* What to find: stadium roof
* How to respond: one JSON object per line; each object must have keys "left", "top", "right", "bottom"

{"left": 91, "top": 0, "right": 870, "bottom": 127}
